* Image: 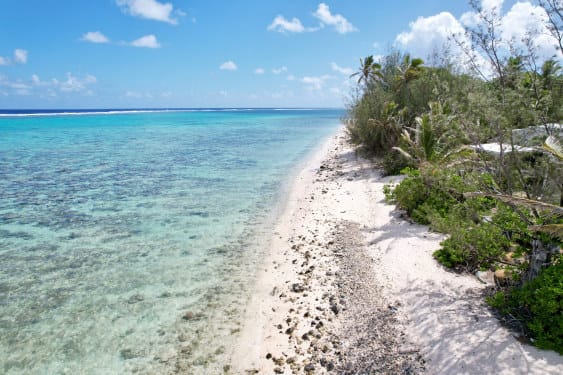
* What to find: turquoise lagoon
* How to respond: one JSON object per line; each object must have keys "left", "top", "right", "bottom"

{"left": 0, "top": 109, "right": 342, "bottom": 374}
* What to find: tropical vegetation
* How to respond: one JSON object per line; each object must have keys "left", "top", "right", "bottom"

{"left": 347, "top": 0, "right": 563, "bottom": 353}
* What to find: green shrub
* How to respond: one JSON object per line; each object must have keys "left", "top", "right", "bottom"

{"left": 382, "top": 152, "right": 413, "bottom": 175}
{"left": 432, "top": 202, "right": 530, "bottom": 271}
{"left": 434, "top": 223, "right": 509, "bottom": 270}
{"left": 391, "top": 168, "right": 429, "bottom": 223}
{"left": 488, "top": 258, "right": 563, "bottom": 354}
{"left": 391, "top": 167, "right": 466, "bottom": 225}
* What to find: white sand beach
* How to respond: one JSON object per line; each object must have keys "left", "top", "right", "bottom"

{"left": 230, "top": 127, "right": 563, "bottom": 374}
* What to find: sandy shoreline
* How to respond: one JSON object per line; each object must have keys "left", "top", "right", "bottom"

{"left": 229, "top": 127, "right": 563, "bottom": 374}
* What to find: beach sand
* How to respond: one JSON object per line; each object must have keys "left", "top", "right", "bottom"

{"left": 229, "top": 127, "right": 563, "bottom": 374}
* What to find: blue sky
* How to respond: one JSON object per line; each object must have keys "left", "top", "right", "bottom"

{"left": 0, "top": 0, "right": 558, "bottom": 109}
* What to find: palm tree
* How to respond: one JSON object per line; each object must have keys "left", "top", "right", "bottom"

{"left": 541, "top": 59, "right": 561, "bottom": 90}
{"left": 396, "top": 54, "right": 424, "bottom": 86}
{"left": 392, "top": 101, "right": 473, "bottom": 166}
{"left": 350, "top": 55, "right": 382, "bottom": 86}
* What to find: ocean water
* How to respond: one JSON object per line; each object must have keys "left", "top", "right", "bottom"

{"left": 0, "top": 109, "right": 342, "bottom": 374}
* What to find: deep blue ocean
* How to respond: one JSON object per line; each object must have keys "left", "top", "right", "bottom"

{"left": 0, "top": 108, "right": 342, "bottom": 374}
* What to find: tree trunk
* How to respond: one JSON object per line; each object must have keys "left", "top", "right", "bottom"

{"left": 524, "top": 239, "right": 560, "bottom": 283}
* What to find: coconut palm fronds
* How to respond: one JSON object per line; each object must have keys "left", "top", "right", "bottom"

{"left": 543, "top": 135, "right": 563, "bottom": 160}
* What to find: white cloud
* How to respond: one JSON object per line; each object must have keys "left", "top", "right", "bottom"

{"left": 220, "top": 61, "right": 238, "bottom": 71}
{"left": 82, "top": 31, "right": 110, "bottom": 44}
{"left": 482, "top": 0, "right": 504, "bottom": 13}
{"left": 254, "top": 68, "right": 265, "bottom": 75}
{"left": 460, "top": 0, "right": 561, "bottom": 60}
{"left": 396, "top": 12, "right": 466, "bottom": 59}
{"left": 126, "top": 90, "right": 142, "bottom": 98}
{"left": 460, "top": 0, "right": 504, "bottom": 27}
{"left": 301, "top": 75, "right": 331, "bottom": 90}
{"left": 331, "top": 62, "right": 353, "bottom": 75}
{"left": 7, "top": 82, "right": 31, "bottom": 90}
{"left": 31, "top": 74, "right": 41, "bottom": 85}
{"left": 13, "top": 49, "right": 28, "bottom": 64}
{"left": 394, "top": 0, "right": 561, "bottom": 77}
{"left": 286, "top": 74, "right": 296, "bottom": 81}
{"left": 313, "top": 3, "right": 357, "bottom": 34}
{"left": 59, "top": 73, "right": 97, "bottom": 93}
{"left": 268, "top": 15, "right": 306, "bottom": 33}
{"left": 116, "top": 0, "right": 177, "bottom": 24}
{"left": 272, "top": 66, "right": 288, "bottom": 75}
{"left": 0, "top": 49, "right": 28, "bottom": 65}
{"left": 130, "top": 34, "right": 161, "bottom": 48}
{"left": 0, "top": 73, "right": 90, "bottom": 97}
{"left": 499, "top": 2, "right": 558, "bottom": 59}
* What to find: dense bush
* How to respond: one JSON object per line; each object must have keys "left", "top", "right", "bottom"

{"left": 346, "top": 51, "right": 478, "bottom": 157}
{"left": 347, "top": 100, "right": 403, "bottom": 156}
{"left": 434, "top": 223, "right": 509, "bottom": 271}
{"left": 391, "top": 167, "right": 521, "bottom": 271}
{"left": 488, "top": 258, "right": 563, "bottom": 354}
{"left": 382, "top": 152, "right": 414, "bottom": 176}
{"left": 391, "top": 167, "right": 468, "bottom": 225}
{"left": 347, "top": 8, "right": 563, "bottom": 350}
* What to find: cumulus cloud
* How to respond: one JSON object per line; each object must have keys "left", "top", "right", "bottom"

{"left": 460, "top": 0, "right": 561, "bottom": 61}
{"left": 301, "top": 75, "right": 332, "bottom": 90}
{"left": 13, "top": 49, "right": 28, "bottom": 64}
{"left": 31, "top": 74, "right": 49, "bottom": 86}
{"left": 116, "top": 0, "right": 178, "bottom": 24}
{"left": 0, "top": 79, "right": 31, "bottom": 91}
{"left": 0, "top": 72, "right": 97, "bottom": 97}
{"left": 60, "top": 73, "right": 97, "bottom": 92}
{"left": 82, "top": 31, "right": 110, "bottom": 44}
{"left": 220, "top": 61, "right": 238, "bottom": 71}
{"left": 395, "top": 12, "right": 466, "bottom": 59}
{"left": 130, "top": 34, "right": 161, "bottom": 48}
{"left": 272, "top": 66, "right": 288, "bottom": 75}
{"left": 331, "top": 62, "right": 353, "bottom": 75}
{"left": 499, "top": 2, "right": 558, "bottom": 59}
{"left": 268, "top": 15, "right": 306, "bottom": 33}
{"left": 395, "top": 0, "right": 561, "bottom": 71}
{"left": 313, "top": 3, "right": 357, "bottom": 34}
{"left": 482, "top": 0, "right": 505, "bottom": 12}
{"left": 0, "top": 49, "right": 28, "bottom": 65}
{"left": 254, "top": 68, "right": 265, "bottom": 75}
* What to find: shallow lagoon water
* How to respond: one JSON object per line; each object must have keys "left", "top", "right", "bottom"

{"left": 0, "top": 109, "right": 342, "bottom": 374}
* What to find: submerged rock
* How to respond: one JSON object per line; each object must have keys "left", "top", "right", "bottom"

{"left": 120, "top": 348, "right": 141, "bottom": 360}
{"left": 155, "top": 348, "right": 176, "bottom": 363}
{"left": 127, "top": 294, "right": 144, "bottom": 304}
